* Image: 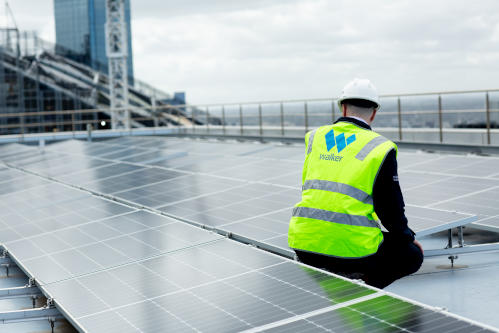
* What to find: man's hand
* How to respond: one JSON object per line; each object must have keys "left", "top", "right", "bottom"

{"left": 413, "top": 239, "right": 424, "bottom": 255}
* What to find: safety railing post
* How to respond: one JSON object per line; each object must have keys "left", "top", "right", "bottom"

{"left": 258, "top": 104, "right": 263, "bottom": 137}
{"left": 86, "top": 123, "right": 92, "bottom": 142}
{"left": 206, "top": 107, "right": 210, "bottom": 133}
{"left": 191, "top": 106, "right": 196, "bottom": 133}
{"left": 486, "top": 92, "right": 491, "bottom": 145}
{"left": 239, "top": 104, "right": 243, "bottom": 135}
{"left": 280, "top": 102, "right": 284, "bottom": 136}
{"left": 222, "top": 105, "right": 226, "bottom": 135}
{"left": 72, "top": 111, "right": 75, "bottom": 134}
{"left": 304, "top": 102, "right": 309, "bottom": 133}
{"left": 438, "top": 95, "right": 443, "bottom": 143}
{"left": 397, "top": 97, "right": 402, "bottom": 141}
{"left": 20, "top": 111, "right": 25, "bottom": 139}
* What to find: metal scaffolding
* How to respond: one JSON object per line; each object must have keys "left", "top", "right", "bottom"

{"left": 105, "top": 0, "right": 130, "bottom": 129}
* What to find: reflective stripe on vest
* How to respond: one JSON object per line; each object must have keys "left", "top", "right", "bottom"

{"left": 355, "top": 136, "right": 389, "bottom": 161}
{"left": 302, "top": 179, "right": 373, "bottom": 205}
{"left": 292, "top": 206, "right": 379, "bottom": 228}
{"left": 307, "top": 129, "right": 317, "bottom": 155}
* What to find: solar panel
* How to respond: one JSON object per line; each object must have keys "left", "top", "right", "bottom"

{"left": 210, "top": 159, "right": 303, "bottom": 182}
{"left": 2, "top": 138, "right": 481, "bottom": 256}
{"left": 120, "top": 149, "right": 187, "bottom": 164}
{"left": 25, "top": 154, "right": 113, "bottom": 178}
{"left": 0, "top": 173, "right": 50, "bottom": 195}
{"left": 397, "top": 154, "right": 499, "bottom": 232}
{"left": 0, "top": 186, "right": 132, "bottom": 244}
{"left": 83, "top": 167, "right": 187, "bottom": 194}
{"left": 0, "top": 143, "right": 35, "bottom": 159}
{"left": 97, "top": 146, "right": 153, "bottom": 161}
{"left": 37, "top": 239, "right": 495, "bottom": 333}
{"left": 0, "top": 139, "right": 496, "bottom": 332}
{"left": 3, "top": 207, "right": 221, "bottom": 284}
{"left": 255, "top": 294, "right": 490, "bottom": 332}
{"left": 1, "top": 148, "right": 62, "bottom": 166}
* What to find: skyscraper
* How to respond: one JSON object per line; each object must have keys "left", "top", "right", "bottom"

{"left": 54, "top": 0, "right": 134, "bottom": 83}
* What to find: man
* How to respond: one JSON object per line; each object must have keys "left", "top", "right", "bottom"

{"left": 288, "top": 78, "right": 423, "bottom": 289}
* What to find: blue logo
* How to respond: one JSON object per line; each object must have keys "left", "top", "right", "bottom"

{"left": 325, "top": 129, "right": 356, "bottom": 153}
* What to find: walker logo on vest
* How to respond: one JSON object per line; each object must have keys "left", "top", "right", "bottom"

{"left": 320, "top": 129, "right": 356, "bottom": 162}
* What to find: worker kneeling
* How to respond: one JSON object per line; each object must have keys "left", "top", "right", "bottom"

{"left": 288, "top": 78, "right": 423, "bottom": 289}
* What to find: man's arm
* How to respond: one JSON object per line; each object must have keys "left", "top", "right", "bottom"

{"left": 372, "top": 149, "right": 415, "bottom": 243}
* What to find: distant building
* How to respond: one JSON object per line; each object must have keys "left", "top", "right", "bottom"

{"left": 0, "top": 29, "right": 190, "bottom": 135}
{"left": 53, "top": 0, "right": 134, "bottom": 83}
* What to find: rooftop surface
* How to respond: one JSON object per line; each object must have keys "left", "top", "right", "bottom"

{"left": 1, "top": 136, "right": 499, "bottom": 332}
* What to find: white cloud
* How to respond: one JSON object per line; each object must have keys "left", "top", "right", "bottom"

{"left": 8, "top": 0, "right": 499, "bottom": 104}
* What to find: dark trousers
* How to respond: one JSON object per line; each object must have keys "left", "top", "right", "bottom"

{"left": 295, "top": 232, "right": 424, "bottom": 289}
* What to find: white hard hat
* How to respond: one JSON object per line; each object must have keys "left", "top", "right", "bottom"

{"left": 337, "top": 78, "right": 380, "bottom": 110}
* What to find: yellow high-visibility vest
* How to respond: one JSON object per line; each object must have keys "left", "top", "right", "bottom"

{"left": 288, "top": 120, "right": 397, "bottom": 258}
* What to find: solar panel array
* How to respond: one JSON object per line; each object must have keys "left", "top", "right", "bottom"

{"left": 5, "top": 136, "right": 476, "bottom": 257}
{"left": 1, "top": 142, "right": 494, "bottom": 332}
{"left": 397, "top": 153, "right": 499, "bottom": 232}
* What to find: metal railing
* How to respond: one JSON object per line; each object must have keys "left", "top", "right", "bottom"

{"left": 1, "top": 88, "right": 499, "bottom": 146}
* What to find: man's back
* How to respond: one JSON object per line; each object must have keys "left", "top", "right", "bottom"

{"left": 289, "top": 119, "right": 396, "bottom": 258}
{"left": 287, "top": 78, "right": 423, "bottom": 289}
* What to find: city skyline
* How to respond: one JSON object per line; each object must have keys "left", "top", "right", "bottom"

{"left": 7, "top": 0, "right": 499, "bottom": 104}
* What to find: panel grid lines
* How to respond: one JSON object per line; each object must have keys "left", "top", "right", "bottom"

{"left": 74, "top": 259, "right": 285, "bottom": 322}
{"left": 0, "top": 138, "right": 497, "bottom": 333}
{"left": 16, "top": 212, "right": 221, "bottom": 286}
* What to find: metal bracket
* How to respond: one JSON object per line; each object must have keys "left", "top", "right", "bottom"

{"left": 46, "top": 298, "right": 55, "bottom": 308}
{"left": 49, "top": 317, "right": 55, "bottom": 333}
{"left": 445, "top": 229, "right": 453, "bottom": 249}
{"left": 443, "top": 228, "right": 466, "bottom": 267}
{"left": 2, "top": 263, "right": 10, "bottom": 277}
{"left": 425, "top": 242, "right": 499, "bottom": 257}
{"left": 28, "top": 277, "right": 36, "bottom": 287}
{"left": 448, "top": 255, "right": 458, "bottom": 267}
{"left": 457, "top": 226, "right": 464, "bottom": 247}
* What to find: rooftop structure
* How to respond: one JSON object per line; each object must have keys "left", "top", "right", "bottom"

{"left": 0, "top": 29, "right": 194, "bottom": 135}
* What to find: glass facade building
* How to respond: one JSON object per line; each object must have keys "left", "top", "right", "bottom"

{"left": 54, "top": 0, "right": 134, "bottom": 83}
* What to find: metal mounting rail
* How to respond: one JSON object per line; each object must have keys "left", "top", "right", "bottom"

{"left": 0, "top": 257, "right": 13, "bottom": 265}
{"left": 0, "top": 285, "right": 42, "bottom": 299}
{"left": 0, "top": 307, "right": 61, "bottom": 323}
{"left": 424, "top": 242, "right": 499, "bottom": 257}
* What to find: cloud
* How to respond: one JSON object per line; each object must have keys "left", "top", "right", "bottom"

{"left": 6, "top": 0, "right": 54, "bottom": 40}
{"left": 9, "top": 0, "right": 499, "bottom": 104}
{"left": 131, "top": 0, "right": 499, "bottom": 103}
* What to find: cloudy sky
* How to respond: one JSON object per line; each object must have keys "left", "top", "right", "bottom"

{"left": 6, "top": 0, "right": 499, "bottom": 104}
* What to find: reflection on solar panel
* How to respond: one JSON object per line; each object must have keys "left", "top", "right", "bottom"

{"left": 256, "top": 294, "right": 487, "bottom": 333}
{"left": 0, "top": 138, "right": 496, "bottom": 332}
{"left": 4, "top": 209, "right": 221, "bottom": 284}
{"left": 398, "top": 152, "right": 499, "bottom": 231}
{"left": 5, "top": 137, "right": 477, "bottom": 256}
{"left": 46, "top": 244, "right": 491, "bottom": 333}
